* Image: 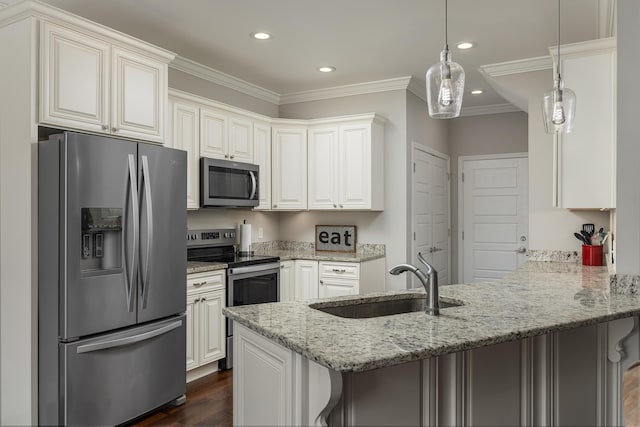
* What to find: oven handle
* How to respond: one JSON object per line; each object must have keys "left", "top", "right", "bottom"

{"left": 227, "top": 262, "right": 281, "bottom": 276}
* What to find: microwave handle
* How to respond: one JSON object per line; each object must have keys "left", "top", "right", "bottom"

{"left": 249, "top": 170, "right": 257, "bottom": 200}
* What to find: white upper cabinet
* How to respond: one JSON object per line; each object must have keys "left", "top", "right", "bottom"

{"left": 200, "top": 107, "right": 228, "bottom": 159}
{"left": 40, "top": 21, "right": 171, "bottom": 143}
{"left": 552, "top": 38, "right": 616, "bottom": 209}
{"left": 168, "top": 97, "right": 200, "bottom": 209}
{"left": 253, "top": 120, "right": 272, "bottom": 210}
{"left": 272, "top": 125, "right": 308, "bottom": 210}
{"left": 228, "top": 114, "right": 254, "bottom": 162}
{"left": 308, "top": 115, "right": 385, "bottom": 210}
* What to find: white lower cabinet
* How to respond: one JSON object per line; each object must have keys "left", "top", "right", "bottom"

{"left": 294, "top": 260, "right": 318, "bottom": 300}
{"left": 319, "top": 278, "right": 358, "bottom": 298}
{"left": 279, "top": 261, "right": 295, "bottom": 301}
{"left": 318, "top": 261, "right": 359, "bottom": 298}
{"left": 186, "top": 270, "right": 226, "bottom": 380}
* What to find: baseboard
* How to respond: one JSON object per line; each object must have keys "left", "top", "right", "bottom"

{"left": 187, "top": 361, "right": 220, "bottom": 383}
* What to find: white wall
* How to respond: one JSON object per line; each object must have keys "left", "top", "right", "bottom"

{"left": 0, "top": 17, "right": 37, "bottom": 425}
{"left": 448, "top": 112, "right": 529, "bottom": 282}
{"left": 492, "top": 71, "right": 609, "bottom": 252}
{"left": 616, "top": 0, "right": 640, "bottom": 274}
{"left": 279, "top": 91, "right": 409, "bottom": 290}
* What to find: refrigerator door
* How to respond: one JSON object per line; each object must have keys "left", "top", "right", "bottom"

{"left": 63, "top": 132, "right": 139, "bottom": 339}
{"left": 137, "top": 143, "right": 187, "bottom": 323}
{"left": 61, "top": 315, "right": 186, "bottom": 426}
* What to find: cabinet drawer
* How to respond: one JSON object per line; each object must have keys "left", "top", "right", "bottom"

{"left": 187, "top": 271, "right": 225, "bottom": 293}
{"left": 319, "top": 262, "right": 359, "bottom": 279}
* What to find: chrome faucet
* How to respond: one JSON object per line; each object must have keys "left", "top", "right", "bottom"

{"left": 389, "top": 252, "right": 440, "bottom": 315}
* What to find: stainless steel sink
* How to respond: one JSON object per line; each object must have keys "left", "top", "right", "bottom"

{"left": 310, "top": 296, "right": 463, "bottom": 319}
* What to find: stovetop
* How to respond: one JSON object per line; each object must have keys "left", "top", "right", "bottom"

{"left": 186, "top": 228, "right": 279, "bottom": 267}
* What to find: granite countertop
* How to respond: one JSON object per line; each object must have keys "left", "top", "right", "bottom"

{"left": 187, "top": 261, "right": 227, "bottom": 274}
{"left": 223, "top": 261, "right": 640, "bottom": 373}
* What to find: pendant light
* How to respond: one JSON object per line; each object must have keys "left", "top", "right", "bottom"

{"left": 542, "top": 0, "right": 576, "bottom": 134}
{"left": 426, "top": 0, "right": 465, "bottom": 119}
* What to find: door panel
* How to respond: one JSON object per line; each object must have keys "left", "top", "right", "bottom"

{"left": 462, "top": 157, "right": 528, "bottom": 283}
{"left": 200, "top": 290, "right": 226, "bottom": 364}
{"left": 137, "top": 143, "right": 187, "bottom": 323}
{"left": 64, "top": 133, "right": 138, "bottom": 339}
{"left": 62, "top": 316, "right": 185, "bottom": 426}
{"left": 308, "top": 127, "right": 338, "bottom": 209}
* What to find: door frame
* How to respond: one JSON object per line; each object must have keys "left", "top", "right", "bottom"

{"left": 410, "top": 142, "right": 451, "bottom": 288}
{"left": 457, "top": 152, "right": 528, "bottom": 282}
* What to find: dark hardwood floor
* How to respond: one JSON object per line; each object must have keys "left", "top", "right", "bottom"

{"left": 129, "top": 370, "right": 232, "bottom": 427}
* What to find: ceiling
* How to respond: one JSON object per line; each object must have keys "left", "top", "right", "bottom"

{"left": 9, "top": 0, "right": 612, "bottom": 109}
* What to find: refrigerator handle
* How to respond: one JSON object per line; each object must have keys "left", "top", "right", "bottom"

{"left": 76, "top": 319, "right": 182, "bottom": 354}
{"left": 123, "top": 154, "right": 139, "bottom": 312}
{"left": 140, "top": 155, "right": 154, "bottom": 308}
{"left": 249, "top": 170, "right": 257, "bottom": 200}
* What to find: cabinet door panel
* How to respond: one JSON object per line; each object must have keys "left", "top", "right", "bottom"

{"left": 294, "top": 261, "right": 318, "bottom": 300}
{"left": 272, "top": 127, "right": 307, "bottom": 210}
{"left": 279, "top": 261, "right": 294, "bottom": 302}
{"left": 186, "top": 293, "right": 199, "bottom": 370}
{"left": 112, "top": 47, "right": 166, "bottom": 142}
{"left": 40, "top": 22, "right": 110, "bottom": 132}
{"left": 170, "top": 99, "right": 199, "bottom": 209}
{"left": 254, "top": 121, "right": 272, "bottom": 210}
{"left": 200, "top": 290, "right": 226, "bottom": 364}
{"left": 339, "top": 124, "right": 371, "bottom": 209}
{"left": 229, "top": 115, "right": 253, "bottom": 162}
{"left": 308, "top": 127, "right": 339, "bottom": 210}
{"left": 319, "top": 278, "right": 358, "bottom": 298}
{"left": 200, "top": 108, "right": 228, "bottom": 159}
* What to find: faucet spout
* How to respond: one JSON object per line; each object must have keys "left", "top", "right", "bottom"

{"left": 389, "top": 253, "right": 440, "bottom": 315}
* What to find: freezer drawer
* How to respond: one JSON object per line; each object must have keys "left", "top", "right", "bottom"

{"left": 60, "top": 316, "right": 186, "bottom": 426}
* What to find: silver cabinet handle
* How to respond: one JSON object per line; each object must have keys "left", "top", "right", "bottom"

{"left": 273, "top": 204, "right": 278, "bottom": 208}
{"left": 193, "top": 281, "right": 206, "bottom": 287}
{"left": 433, "top": 247, "right": 443, "bottom": 252}
{"left": 332, "top": 268, "right": 347, "bottom": 273}
{"left": 101, "top": 124, "right": 108, "bottom": 131}
{"left": 249, "top": 170, "right": 257, "bottom": 200}
{"left": 515, "top": 247, "right": 527, "bottom": 254}
{"left": 77, "top": 320, "right": 182, "bottom": 354}
{"left": 224, "top": 154, "right": 229, "bottom": 158}
{"left": 339, "top": 204, "right": 343, "bottom": 208}
{"left": 112, "top": 127, "right": 118, "bottom": 132}
{"left": 194, "top": 298, "right": 200, "bottom": 303}
{"left": 428, "top": 247, "right": 435, "bottom": 253}
{"left": 333, "top": 204, "right": 337, "bottom": 208}
{"left": 320, "top": 280, "right": 324, "bottom": 285}
{"left": 201, "top": 297, "right": 206, "bottom": 302}
{"left": 230, "top": 155, "right": 235, "bottom": 159}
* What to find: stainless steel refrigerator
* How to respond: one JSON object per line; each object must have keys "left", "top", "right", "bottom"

{"left": 38, "top": 131, "right": 187, "bottom": 426}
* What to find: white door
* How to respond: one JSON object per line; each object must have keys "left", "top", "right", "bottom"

{"left": 185, "top": 293, "right": 199, "bottom": 370}
{"left": 412, "top": 147, "right": 450, "bottom": 288}
{"left": 228, "top": 114, "right": 253, "bottom": 162}
{"left": 461, "top": 155, "right": 528, "bottom": 283}
{"left": 279, "top": 261, "right": 294, "bottom": 301}
{"left": 199, "top": 290, "right": 225, "bottom": 364}
{"left": 169, "top": 98, "right": 199, "bottom": 209}
{"left": 271, "top": 127, "right": 308, "bottom": 210}
{"left": 308, "top": 126, "right": 339, "bottom": 210}
{"left": 294, "top": 260, "right": 318, "bottom": 300}
{"left": 200, "top": 107, "right": 228, "bottom": 159}
{"left": 253, "top": 121, "right": 272, "bottom": 210}
{"left": 338, "top": 124, "right": 371, "bottom": 209}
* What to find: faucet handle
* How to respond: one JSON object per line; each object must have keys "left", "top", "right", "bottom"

{"left": 417, "top": 252, "right": 435, "bottom": 274}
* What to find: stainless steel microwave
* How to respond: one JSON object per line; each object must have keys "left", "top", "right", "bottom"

{"left": 200, "top": 158, "right": 259, "bottom": 207}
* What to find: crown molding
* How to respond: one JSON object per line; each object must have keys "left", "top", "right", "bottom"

{"left": 170, "top": 55, "right": 281, "bottom": 105}
{"left": 459, "top": 103, "right": 521, "bottom": 117}
{"left": 406, "top": 77, "right": 427, "bottom": 103}
{"left": 598, "top": 0, "right": 616, "bottom": 39}
{"left": 279, "top": 76, "right": 412, "bottom": 105}
{"left": 480, "top": 56, "right": 552, "bottom": 78}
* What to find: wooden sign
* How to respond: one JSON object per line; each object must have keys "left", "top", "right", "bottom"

{"left": 315, "top": 225, "right": 357, "bottom": 253}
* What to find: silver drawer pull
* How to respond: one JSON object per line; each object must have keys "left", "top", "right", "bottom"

{"left": 332, "top": 268, "right": 347, "bottom": 273}
{"left": 193, "top": 281, "right": 206, "bottom": 287}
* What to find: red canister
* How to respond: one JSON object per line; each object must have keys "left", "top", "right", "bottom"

{"left": 582, "top": 245, "right": 603, "bottom": 266}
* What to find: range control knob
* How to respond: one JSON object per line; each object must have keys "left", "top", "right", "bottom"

{"left": 224, "top": 233, "right": 229, "bottom": 238}
{"left": 230, "top": 232, "right": 235, "bottom": 239}
{"left": 191, "top": 233, "right": 197, "bottom": 240}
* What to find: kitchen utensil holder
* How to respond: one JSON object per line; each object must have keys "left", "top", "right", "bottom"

{"left": 582, "top": 245, "right": 603, "bottom": 266}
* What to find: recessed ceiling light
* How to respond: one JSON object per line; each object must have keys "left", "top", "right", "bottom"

{"left": 251, "top": 32, "right": 271, "bottom": 40}
{"left": 470, "top": 89, "right": 484, "bottom": 95}
{"left": 317, "top": 66, "right": 336, "bottom": 73}
{"left": 456, "top": 41, "right": 476, "bottom": 50}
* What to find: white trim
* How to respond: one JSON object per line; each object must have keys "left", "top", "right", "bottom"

{"left": 549, "top": 37, "right": 617, "bottom": 60}
{"left": 598, "top": 0, "right": 617, "bottom": 39}
{"left": 410, "top": 142, "right": 451, "bottom": 288}
{"left": 170, "top": 56, "right": 281, "bottom": 105}
{"left": 457, "top": 152, "right": 528, "bottom": 282}
{"left": 279, "top": 76, "right": 412, "bottom": 105}
{"left": 480, "top": 56, "right": 552, "bottom": 78}
{"left": 459, "top": 103, "right": 521, "bottom": 117}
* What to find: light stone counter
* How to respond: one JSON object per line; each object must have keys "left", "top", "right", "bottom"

{"left": 186, "top": 261, "right": 227, "bottom": 274}
{"left": 224, "top": 261, "right": 640, "bottom": 373}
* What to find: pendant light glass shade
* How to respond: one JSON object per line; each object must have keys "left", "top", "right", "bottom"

{"left": 427, "top": 48, "right": 465, "bottom": 119}
{"left": 426, "top": 0, "right": 464, "bottom": 119}
{"left": 542, "top": 0, "right": 576, "bottom": 134}
{"left": 542, "top": 77, "right": 576, "bottom": 134}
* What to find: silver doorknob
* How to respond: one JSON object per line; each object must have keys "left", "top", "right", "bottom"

{"left": 515, "top": 247, "right": 527, "bottom": 254}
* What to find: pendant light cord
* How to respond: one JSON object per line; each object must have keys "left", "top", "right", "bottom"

{"left": 557, "top": 0, "right": 561, "bottom": 78}
{"left": 444, "top": 0, "right": 449, "bottom": 50}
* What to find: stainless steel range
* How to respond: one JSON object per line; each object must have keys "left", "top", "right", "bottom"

{"left": 187, "top": 228, "right": 280, "bottom": 369}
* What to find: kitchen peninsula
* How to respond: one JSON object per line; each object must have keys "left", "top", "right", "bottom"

{"left": 224, "top": 261, "right": 640, "bottom": 426}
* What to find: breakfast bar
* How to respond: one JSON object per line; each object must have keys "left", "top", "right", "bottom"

{"left": 224, "top": 261, "right": 640, "bottom": 426}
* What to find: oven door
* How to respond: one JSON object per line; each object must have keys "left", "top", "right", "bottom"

{"left": 226, "top": 262, "right": 280, "bottom": 336}
{"left": 200, "top": 157, "right": 259, "bottom": 207}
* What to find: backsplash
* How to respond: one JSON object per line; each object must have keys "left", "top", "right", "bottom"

{"left": 526, "top": 249, "right": 581, "bottom": 263}
{"left": 252, "top": 241, "right": 385, "bottom": 256}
